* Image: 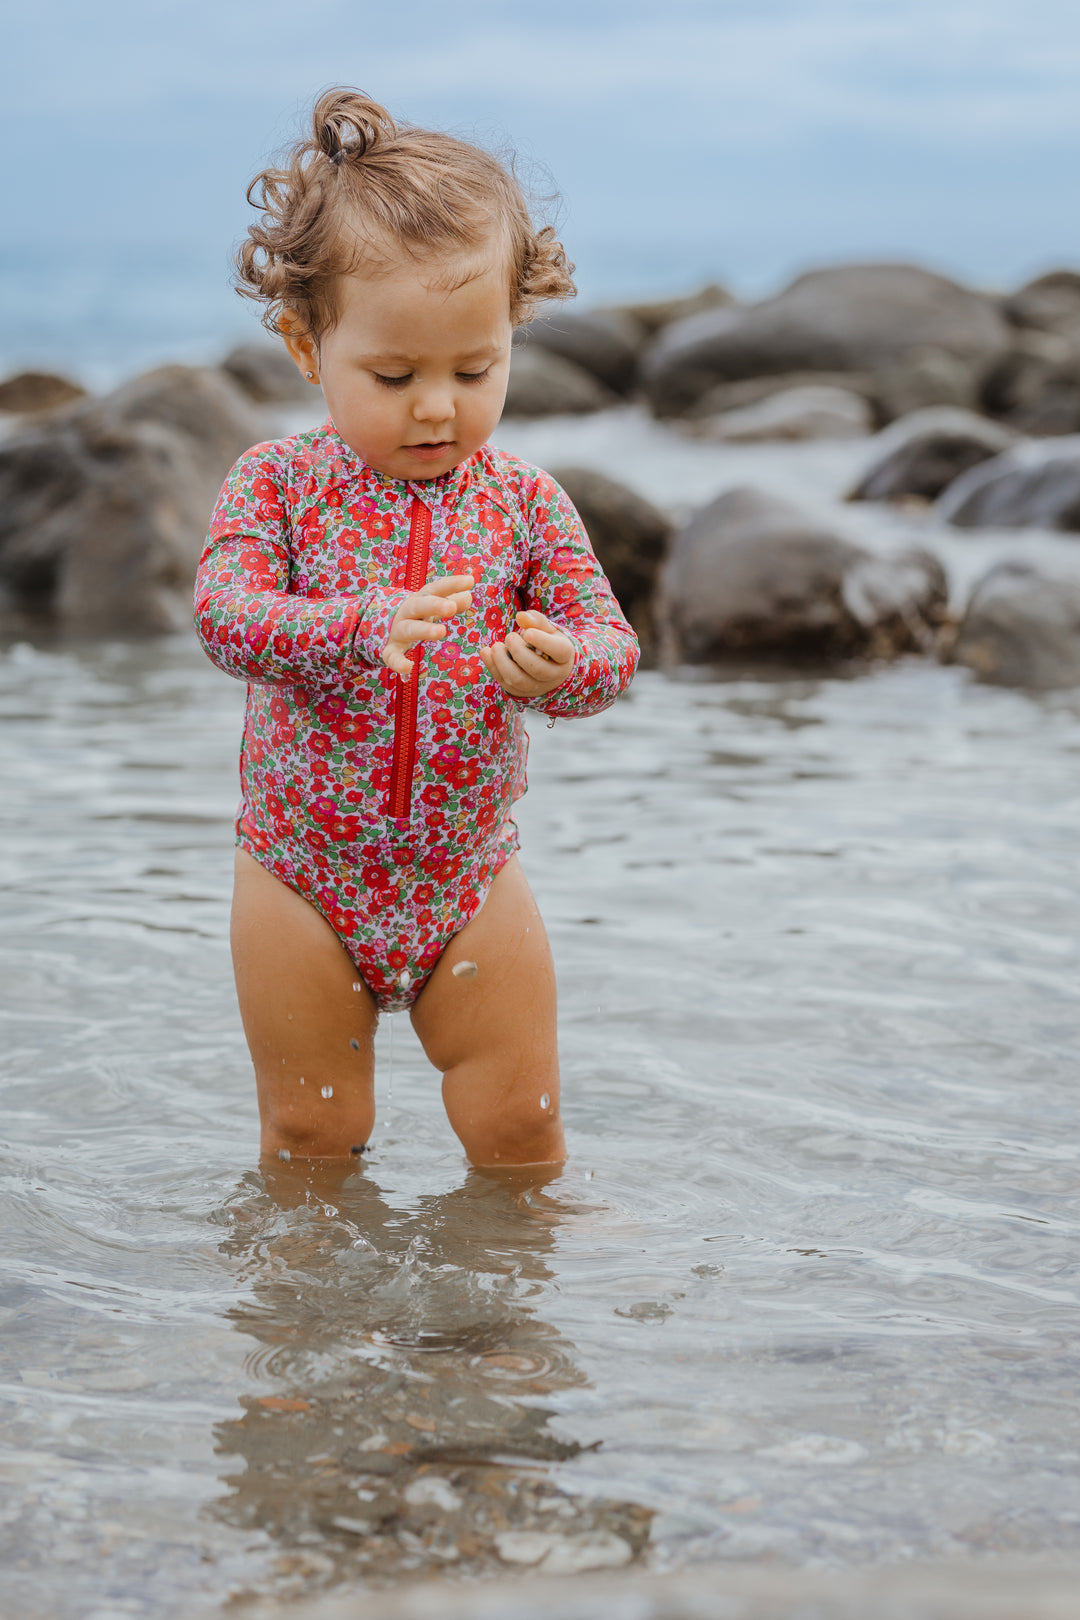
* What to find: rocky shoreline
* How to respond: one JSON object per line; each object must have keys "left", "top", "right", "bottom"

{"left": 5, "top": 261, "right": 1080, "bottom": 686}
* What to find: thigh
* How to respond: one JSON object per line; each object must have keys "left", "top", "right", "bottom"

{"left": 231, "top": 848, "right": 379, "bottom": 1158}
{"left": 411, "top": 855, "right": 565, "bottom": 1166}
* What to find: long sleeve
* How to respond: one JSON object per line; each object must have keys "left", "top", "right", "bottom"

{"left": 193, "top": 444, "right": 400, "bottom": 686}
{"left": 513, "top": 468, "right": 640, "bottom": 719}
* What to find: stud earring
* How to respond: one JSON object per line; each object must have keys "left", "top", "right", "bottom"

{"left": 305, "top": 370, "right": 315, "bottom": 380}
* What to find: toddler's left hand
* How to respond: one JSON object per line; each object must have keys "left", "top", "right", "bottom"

{"left": 479, "top": 610, "right": 576, "bottom": 699}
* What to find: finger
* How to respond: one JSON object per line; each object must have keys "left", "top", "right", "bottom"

{"left": 394, "top": 619, "right": 450, "bottom": 647}
{"left": 516, "top": 609, "right": 556, "bottom": 633}
{"left": 406, "top": 589, "right": 473, "bottom": 621}
{"left": 504, "top": 632, "right": 556, "bottom": 679}
{"left": 382, "top": 645, "right": 415, "bottom": 679}
{"left": 519, "top": 627, "right": 573, "bottom": 665}
{"left": 489, "top": 641, "right": 538, "bottom": 695}
{"left": 425, "top": 574, "right": 475, "bottom": 598}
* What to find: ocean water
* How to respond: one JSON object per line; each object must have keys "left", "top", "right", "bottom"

{"left": 2, "top": 426, "right": 1080, "bottom": 1616}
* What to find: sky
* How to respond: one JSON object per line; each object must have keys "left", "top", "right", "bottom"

{"left": 3, "top": 0, "right": 1080, "bottom": 381}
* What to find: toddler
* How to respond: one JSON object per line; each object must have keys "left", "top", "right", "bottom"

{"left": 195, "top": 89, "right": 639, "bottom": 1167}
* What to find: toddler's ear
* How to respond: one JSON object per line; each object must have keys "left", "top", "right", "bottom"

{"left": 278, "top": 311, "right": 320, "bottom": 382}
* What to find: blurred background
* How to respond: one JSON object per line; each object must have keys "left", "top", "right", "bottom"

{"left": 4, "top": 0, "right": 1080, "bottom": 385}
{"left": 6, "top": 6, "right": 1080, "bottom": 1617}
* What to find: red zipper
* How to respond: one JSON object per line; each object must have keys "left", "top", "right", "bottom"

{"left": 386, "top": 495, "right": 433, "bottom": 825}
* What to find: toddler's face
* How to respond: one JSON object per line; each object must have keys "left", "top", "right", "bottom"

{"left": 283, "top": 251, "right": 512, "bottom": 481}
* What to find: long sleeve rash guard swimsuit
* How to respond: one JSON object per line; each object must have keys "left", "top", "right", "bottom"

{"left": 194, "top": 421, "right": 640, "bottom": 1011}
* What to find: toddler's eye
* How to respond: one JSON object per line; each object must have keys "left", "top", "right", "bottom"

{"left": 457, "top": 368, "right": 491, "bottom": 384}
{"left": 374, "top": 373, "right": 411, "bottom": 389}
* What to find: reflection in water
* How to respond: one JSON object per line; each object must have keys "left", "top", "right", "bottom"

{"left": 211, "top": 1161, "right": 651, "bottom": 1601}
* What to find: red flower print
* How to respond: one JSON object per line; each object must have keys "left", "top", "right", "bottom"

{"left": 431, "top": 744, "right": 461, "bottom": 775}
{"left": 315, "top": 694, "right": 346, "bottom": 723}
{"left": 337, "top": 713, "right": 374, "bottom": 742}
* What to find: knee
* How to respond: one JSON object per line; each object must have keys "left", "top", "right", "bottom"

{"left": 260, "top": 1089, "right": 376, "bottom": 1160}
{"left": 445, "top": 1078, "right": 565, "bottom": 1168}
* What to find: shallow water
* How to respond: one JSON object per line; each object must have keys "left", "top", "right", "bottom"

{"left": 3, "top": 627, "right": 1080, "bottom": 1617}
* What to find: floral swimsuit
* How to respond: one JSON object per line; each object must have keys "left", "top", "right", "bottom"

{"left": 194, "top": 420, "right": 639, "bottom": 1010}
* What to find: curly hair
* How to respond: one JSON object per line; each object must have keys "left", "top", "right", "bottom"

{"left": 236, "top": 87, "right": 576, "bottom": 340}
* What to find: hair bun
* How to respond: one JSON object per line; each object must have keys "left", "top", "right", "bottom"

{"left": 314, "top": 87, "right": 396, "bottom": 165}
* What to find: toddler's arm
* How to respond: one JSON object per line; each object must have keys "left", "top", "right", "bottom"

{"left": 194, "top": 445, "right": 406, "bottom": 685}
{"left": 509, "top": 465, "right": 640, "bottom": 720}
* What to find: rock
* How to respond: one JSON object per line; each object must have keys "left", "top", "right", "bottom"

{"left": 694, "top": 384, "right": 872, "bottom": 443}
{"left": 223, "top": 341, "right": 319, "bottom": 405}
{"left": 936, "top": 437, "right": 1080, "bottom": 529}
{"left": 952, "top": 562, "right": 1080, "bottom": 687}
{"left": 617, "top": 282, "right": 736, "bottom": 338}
{"left": 516, "top": 310, "right": 643, "bottom": 394}
{"left": 684, "top": 370, "right": 879, "bottom": 422}
{"left": 849, "top": 408, "right": 1018, "bottom": 503}
{"left": 980, "top": 333, "right": 1080, "bottom": 436}
{"left": 502, "top": 345, "right": 616, "bottom": 418}
{"left": 93, "top": 364, "right": 262, "bottom": 482}
{"left": 0, "top": 371, "right": 87, "bottom": 414}
{"left": 873, "top": 345, "right": 977, "bottom": 422}
{"left": 547, "top": 466, "right": 672, "bottom": 649}
{"left": 1004, "top": 270, "right": 1080, "bottom": 340}
{"left": 641, "top": 262, "right": 1010, "bottom": 417}
{"left": 0, "top": 365, "right": 261, "bottom": 633}
{"left": 658, "top": 485, "right": 947, "bottom": 664}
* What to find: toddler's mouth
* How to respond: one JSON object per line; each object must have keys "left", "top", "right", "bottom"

{"left": 405, "top": 440, "right": 455, "bottom": 459}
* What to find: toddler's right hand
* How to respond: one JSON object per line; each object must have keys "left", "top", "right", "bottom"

{"left": 381, "top": 575, "right": 474, "bottom": 680}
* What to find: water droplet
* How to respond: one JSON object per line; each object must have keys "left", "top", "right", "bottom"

{"left": 278, "top": 1148, "right": 291, "bottom": 1162}
{"left": 352, "top": 981, "right": 363, "bottom": 992}
{"left": 299, "top": 1076, "right": 305, "bottom": 1085}
{"left": 539, "top": 1092, "right": 550, "bottom": 1110}
{"left": 452, "top": 960, "right": 478, "bottom": 979}
{"left": 398, "top": 969, "right": 411, "bottom": 989}
{"left": 349, "top": 1038, "right": 360, "bottom": 1051}
{"left": 321, "top": 1085, "right": 333, "bottom": 1099}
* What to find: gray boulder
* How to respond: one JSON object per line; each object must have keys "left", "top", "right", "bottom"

{"left": 658, "top": 486, "right": 947, "bottom": 664}
{"left": 1004, "top": 270, "right": 1080, "bottom": 340}
{"left": 0, "top": 365, "right": 261, "bottom": 633}
{"left": 696, "top": 384, "right": 872, "bottom": 443}
{"left": 684, "top": 370, "right": 878, "bottom": 423}
{"left": 516, "top": 310, "right": 643, "bottom": 394}
{"left": 936, "top": 437, "right": 1080, "bottom": 529}
{"left": 952, "top": 561, "right": 1080, "bottom": 687}
{"left": 850, "top": 408, "right": 1018, "bottom": 503}
{"left": 980, "top": 332, "right": 1080, "bottom": 436}
{"left": 548, "top": 466, "right": 672, "bottom": 649}
{"left": 0, "top": 371, "right": 87, "bottom": 415}
{"left": 642, "top": 263, "right": 1010, "bottom": 418}
{"left": 502, "top": 345, "right": 616, "bottom": 418}
{"left": 616, "top": 282, "right": 736, "bottom": 337}
{"left": 873, "top": 345, "right": 977, "bottom": 422}
{"left": 223, "top": 342, "right": 318, "bottom": 405}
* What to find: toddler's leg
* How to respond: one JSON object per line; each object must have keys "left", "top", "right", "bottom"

{"left": 231, "top": 849, "right": 379, "bottom": 1159}
{"left": 411, "top": 855, "right": 565, "bottom": 1167}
